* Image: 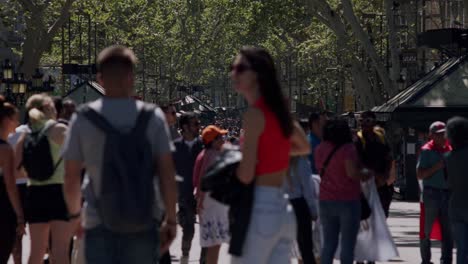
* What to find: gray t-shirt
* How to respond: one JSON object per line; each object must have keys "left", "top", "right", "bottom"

{"left": 61, "top": 98, "right": 175, "bottom": 229}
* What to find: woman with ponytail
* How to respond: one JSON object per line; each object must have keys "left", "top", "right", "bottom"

{"left": 15, "top": 94, "right": 75, "bottom": 264}
{"left": 0, "top": 96, "right": 25, "bottom": 263}
{"left": 230, "top": 47, "right": 310, "bottom": 263}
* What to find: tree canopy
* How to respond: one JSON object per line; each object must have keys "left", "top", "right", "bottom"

{"left": 1, "top": 0, "right": 404, "bottom": 110}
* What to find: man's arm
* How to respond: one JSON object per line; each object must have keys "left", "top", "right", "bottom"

{"left": 417, "top": 161, "right": 444, "bottom": 180}
{"left": 156, "top": 153, "right": 177, "bottom": 223}
{"left": 156, "top": 153, "right": 177, "bottom": 253}
{"left": 416, "top": 150, "right": 444, "bottom": 180}
{"left": 64, "top": 160, "right": 83, "bottom": 216}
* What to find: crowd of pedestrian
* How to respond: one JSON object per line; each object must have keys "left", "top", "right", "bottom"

{"left": 0, "top": 44, "right": 467, "bottom": 264}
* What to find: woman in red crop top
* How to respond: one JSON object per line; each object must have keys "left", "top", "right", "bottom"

{"left": 229, "top": 47, "right": 310, "bottom": 264}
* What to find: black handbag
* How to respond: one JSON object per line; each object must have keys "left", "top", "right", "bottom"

{"left": 201, "top": 145, "right": 243, "bottom": 205}
{"left": 320, "top": 144, "right": 371, "bottom": 221}
{"left": 200, "top": 145, "right": 255, "bottom": 256}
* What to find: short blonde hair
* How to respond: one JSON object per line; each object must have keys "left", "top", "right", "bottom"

{"left": 26, "top": 93, "right": 54, "bottom": 124}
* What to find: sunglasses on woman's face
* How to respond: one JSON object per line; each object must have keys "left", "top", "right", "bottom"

{"left": 230, "top": 63, "right": 251, "bottom": 74}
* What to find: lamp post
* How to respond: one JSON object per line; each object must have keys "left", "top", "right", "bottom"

{"left": 3, "top": 59, "right": 13, "bottom": 80}
{"left": 228, "top": 93, "right": 232, "bottom": 107}
{"left": 32, "top": 69, "right": 44, "bottom": 92}
{"left": 2, "top": 60, "right": 14, "bottom": 101}
{"left": 11, "top": 73, "right": 27, "bottom": 105}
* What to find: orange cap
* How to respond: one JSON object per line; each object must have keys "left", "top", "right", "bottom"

{"left": 202, "top": 125, "right": 228, "bottom": 144}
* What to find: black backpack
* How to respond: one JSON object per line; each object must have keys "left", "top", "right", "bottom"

{"left": 79, "top": 104, "right": 157, "bottom": 233}
{"left": 23, "top": 122, "right": 62, "bottom": 181}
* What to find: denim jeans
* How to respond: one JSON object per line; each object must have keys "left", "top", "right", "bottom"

{"left": 421, "top": 188, "right": 453, "bottom": 264}
{"left": 451, "top": 221, "right": 468, "bottom": 264}
{"left": 320, "top": 200, "right": 361, "bottom": 264}
{"left": 85, "top": 223, "right": 159, "bottom": 264}
{"left": 231, "top": 186, "right": 296, "bottom": 264}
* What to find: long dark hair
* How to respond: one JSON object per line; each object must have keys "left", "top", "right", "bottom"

{"left": 323, "top": 118, "right": 353, "bottom": 146}
{"left": 240, "top": 47, "right": 293, "bottom": 137}
{"left": 0, "top": 95, "right": 17, "bottom": 124}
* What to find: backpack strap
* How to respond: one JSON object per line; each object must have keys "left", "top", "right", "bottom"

{"left": 38, "top": 121, "right": 58, "bottom": 138}
{"left": 131, "top": 105, "right": 156, "bottom": 134}
{"left": 319, "top": 144, "right": 342, "bottom": 178}
{"left": 357, "top": 129, "right": 386, "bottom": 148}
{"left": 79, "top": 106, "right": 119, "bottom": 134}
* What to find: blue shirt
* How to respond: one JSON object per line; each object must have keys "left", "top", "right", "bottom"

{"left": 308, "top": 132, "right": 321, "bottom": 174}
{"left": 286, "top": 157, "right": 318, "bottom": 218}
{"left": 417, "top": 149, "right": 448, "bottom": 189}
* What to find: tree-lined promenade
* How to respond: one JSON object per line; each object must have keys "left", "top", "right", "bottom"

{"left": 2, "top": 0, "right": 414, "bottom": 109}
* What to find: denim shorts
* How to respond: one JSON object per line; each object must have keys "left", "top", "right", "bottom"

{"left": 231, "top": 186, "right": 296, "bottom": 264}
{"left": 85, "top": 222, "right": 159, "bottom": 264}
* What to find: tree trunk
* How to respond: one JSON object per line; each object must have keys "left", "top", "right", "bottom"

{"left": 19, "top": 0, "right": 75, "bottom": 77}
{"left": 385, "top": 0, "right": 401, "bottom": 96}
{"left": 306, "top": 0, "right": 376, "bottom": 109}
{"left": 340, "top": 0, "right": 396, "bottom": 100}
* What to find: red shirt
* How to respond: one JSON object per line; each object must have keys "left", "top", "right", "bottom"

{"left": 315, "top": 142, "right": 361, "bottom": 201}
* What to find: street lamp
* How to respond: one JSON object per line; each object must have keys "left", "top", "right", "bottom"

{"left": 32, "top": 69, "right": 44, "bottom": 91}
{"left": 10, "top": 73, "right": 27, "bottom": 105}
{"left": 3, "top": 59, "right": 13, "bottom": 81}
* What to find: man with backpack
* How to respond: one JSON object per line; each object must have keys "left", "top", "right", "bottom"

{"left": 355, "top": 111, "right": 394, "bottom": 264}
{"left": 63, "top": 45, "right": 177, "bottom": 264}
{"left": 356, "top": 111, "right": 394, "bottom": 218}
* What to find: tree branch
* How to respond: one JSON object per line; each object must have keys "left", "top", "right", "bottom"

{"left": 18, "top": 0, "right": 36, "bottom": 12}
{"left": 46, "top": 0, "right": 76, "bottom": 38}
{"left": 340, "top": 0, "right": 393, "bottom": 98}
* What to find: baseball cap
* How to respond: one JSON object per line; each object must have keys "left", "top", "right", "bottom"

{"left": 202, "top": 125, "right": 228, "bottom": 144}
{"left": 429, "top": 121, "right": 446, "bottom": 134}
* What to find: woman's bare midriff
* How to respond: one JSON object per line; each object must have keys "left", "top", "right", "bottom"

{"left": 256, "top": 169, "right": 288, "bottom": 187}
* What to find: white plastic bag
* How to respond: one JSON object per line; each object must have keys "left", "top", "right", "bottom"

{"left": 311, "top": 175, "right": 322, "bottom": 259}
{"left": 336, "top": 179, "right": 399, "bottom": 262}
{"left": 71, "top": 236, "right": 85, "bottom": 264}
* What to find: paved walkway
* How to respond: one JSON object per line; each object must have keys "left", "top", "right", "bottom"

{"left": 9, "top": 201, "right": 454, "bottom": 263}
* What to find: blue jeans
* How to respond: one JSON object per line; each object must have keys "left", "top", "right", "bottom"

{"left": 85, "top": 223, "right": 159, "bottom": 264}
{"left": 421, "top": 188, "right": 453, "bottom": 264}
{"left": 452, "top": 221, "right": 468, "bottom": 264}
{"left": 320, "top": 200, "right": 361, "bottom": 264}
{"left": 231, "top": 186, "right": 296, "bottom": 264}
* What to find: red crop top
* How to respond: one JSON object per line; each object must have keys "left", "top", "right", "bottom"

{"left": 254, "top": 97, "right": 291, "bottom": 175}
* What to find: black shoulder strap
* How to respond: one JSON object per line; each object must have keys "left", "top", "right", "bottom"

{"left": 132, "top": 105, "right": 155, "bottom": 134}
{"left": 79, "top": 106, "right": 118, "bottom": 134}
{"left": 320, "top": 144, "right": 342, "bottom": 178}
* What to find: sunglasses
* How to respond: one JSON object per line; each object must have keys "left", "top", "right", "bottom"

{"left": 230, "top": 63, "right": 251, "bottom": 74}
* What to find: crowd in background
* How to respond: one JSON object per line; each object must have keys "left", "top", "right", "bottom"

{"left": 0, "top": 44, "right": 467, "bottom": 264}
